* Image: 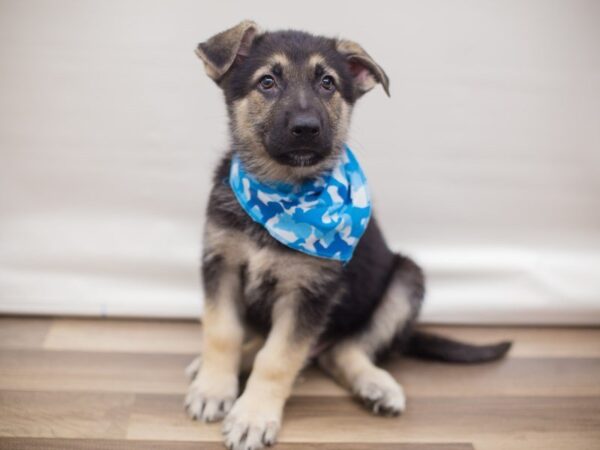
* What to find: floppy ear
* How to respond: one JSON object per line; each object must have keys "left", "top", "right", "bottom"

{"left": 195, "top": 20, "right": 261, "bottom": 82}
{"left": 336, "top": 39, "right": 390, "bottom": 97}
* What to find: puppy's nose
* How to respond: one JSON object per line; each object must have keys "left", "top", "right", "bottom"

{"left": 289, "top": 114, "right": 321, "bottom": 138}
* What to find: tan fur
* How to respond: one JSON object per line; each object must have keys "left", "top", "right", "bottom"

{"left": 195, "top": 50, "right": 221, "bottom": 80}
{"left": 316, "top": 274, "right": 411, "bottom": 415}
{"left": 228, "top": 52, "right": 354, "bottom": 184}
{"left": 185, "top": 267, "right": 244, "bottom": 422}
{"left": 205, "top": 220, "right": 338, "bottom": 297}
{"left": 232, "top": 90, "right": 345, "bottom": 183}
{"left": 201, "top": 294, "right": 243, "bottom": 369}
{"left": 306, "top": 53, "right": 351, "bottom": 156}
{"left": 307, "top": 54, "right": 341, "bottom": 83}
{"left": 354, "top": 276, "right": 412, "bottom": 358}
{"left": 244, "top": 303, "right": 313, "bottom": 398}
{"left": 307, "top": 53, "right": 326, "bottom": 68}
{"left": 248, "top": 53, "right": 291, "bottom": 84}
{"left": 195, "top": 20, "right": 261, "bottom": 80}
{"left": 202, "top": 221, "right": 332, "bottom": 447}
{"left": 319, "top": 340, "right": 406, "bottom": 415}
{"left": 324, "top": 90, "right": 351, "bottom": 155}
{"left": 224, "top": 300, "right": 314, "bottom": 449}
{"left": 336, "top": 39, "right": 390, "bottom": 96}
{"left": 185, "top": 335, "right": 264, "bottom": 381}
{"left": 268, "top": 52, "right": 291, "bottom": 70}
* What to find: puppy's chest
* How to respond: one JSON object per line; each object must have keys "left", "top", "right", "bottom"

{"left": 205, "top": 223, "right": 342, "bottom": 329}
{"left": 238, "top": 242, "right": 328, "bottom": 303}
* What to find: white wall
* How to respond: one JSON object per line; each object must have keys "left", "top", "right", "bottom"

{"left": 1, "top": 0, "right": 599, "bottom": 323}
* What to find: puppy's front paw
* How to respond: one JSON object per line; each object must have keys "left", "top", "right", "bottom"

{"left": 185, "top": 369, "right": 238, "bottom": 423}
{"left": 222, "top": 396, "right": 281, "bottom": 450}
{"left": 354, "top": 369, "right": 406, "bottom": 416}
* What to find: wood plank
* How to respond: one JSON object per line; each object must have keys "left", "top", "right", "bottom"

{"left": 474, "top": 434, "right": 600, "bottom": 450}
{"left": 0, "top": 391, "right": 134, "bottom": 439}
{"left": 0, "top": 438, "right": 474, "bottom": 450}
{"left": 44, "top": 319, "right": 202, "bottom": 354}
{"left": 126, "top": 393, "right": 600, "bottom": 449}
{"left": 1, "top": 321, "right": 599, "bottom": 450}
{"left": 422, "top": 325, "right": 600, "bottom": 358}
{"left": 2, "top": 349, "right": 599, "bottom": 397}
{"left": 0, "top": 349, "right": 189, "bottom": 394}
{"left": 37, "top": 318, "right": 600, "bottom": 358}
{"left": 1, "top": 392, "right": 596, "bottom": 449}
{"left": 0, "top": 317, "right": 52, "bottom": 350}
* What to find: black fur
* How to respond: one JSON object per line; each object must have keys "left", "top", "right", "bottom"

{"left": 323, "top": 219, "right": 400, "bottom": 341}
{"left": 199, "top": 23, "right": 510, "bottom": 364}
{"left": 406, "top": 331, "right": 512, "bottom": 363}
{"left": 294, "top": 267, "right": 341, "bottom": 340}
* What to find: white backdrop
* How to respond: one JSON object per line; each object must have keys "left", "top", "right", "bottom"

{"left": 1, "top": 0, "right": 599, "bottom": 324}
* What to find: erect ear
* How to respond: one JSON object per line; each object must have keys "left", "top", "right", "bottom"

{"left": 195, "top": 20, "right": 261, "bottom": 82}
{"left": 336, "top": 39, "right": 390, "bottom": 98}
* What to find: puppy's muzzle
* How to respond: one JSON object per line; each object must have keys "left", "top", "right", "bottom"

{"left": 276, "top": 111, "right": 328, "bottom": 166}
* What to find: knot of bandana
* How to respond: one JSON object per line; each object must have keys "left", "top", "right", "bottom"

{"left": 229, "top": 145, "right": 372, "bottom": 262}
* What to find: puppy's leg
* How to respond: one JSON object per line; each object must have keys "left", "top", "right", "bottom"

{"left": 319, "top": 341, "right": 405, "bottom": 416}
{"left": 319, "top": 260, "right": 422, "bottom": 416}
{"left": 223, "top": 299, "right": 317, "bottom": 450}
{"left": 185, "top": 267, "right": 244, "bottom": 422}
{"left": 185, "top": 335, "right": 265, "bottom": 381}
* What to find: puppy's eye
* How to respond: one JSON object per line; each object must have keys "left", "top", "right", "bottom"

{"left": 259, "top": 75, "right": 276, "bottom": 90}
{"left": 321, "top": 75, "right": 335, "bottom": 91}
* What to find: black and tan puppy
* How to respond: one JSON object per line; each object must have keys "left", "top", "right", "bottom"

{"left": 186, "top": 21, "right": 511, "bottom": 450}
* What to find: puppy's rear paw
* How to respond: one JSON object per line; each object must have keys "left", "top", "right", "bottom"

{"left": 354, "top": 369, "right": 406, "bottom": 416}
{"left": 184, "top": 371, "right": 238, "bottom": 423}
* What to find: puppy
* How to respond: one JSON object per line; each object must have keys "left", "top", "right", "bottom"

{"left": 185, "top": 21, "right": 511, "bottom": 450}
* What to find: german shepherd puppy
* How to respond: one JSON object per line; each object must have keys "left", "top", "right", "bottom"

{"left": 186, "top": 21, "right": 511, "bottom": 450}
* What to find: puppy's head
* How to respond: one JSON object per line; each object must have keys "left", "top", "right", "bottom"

{"left": 196, "top": 21, "right": 389, "bottom": 182}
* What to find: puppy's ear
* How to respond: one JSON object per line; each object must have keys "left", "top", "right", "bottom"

{"left": 336, "top": 39, "right": 390, "bottom": 97}
{"left": 195, "top": 20, "right": 261, "bottom": 82}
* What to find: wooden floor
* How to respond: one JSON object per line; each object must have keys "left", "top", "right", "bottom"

{"left": 0, "top": 318, "right": 599, "bottom": 450}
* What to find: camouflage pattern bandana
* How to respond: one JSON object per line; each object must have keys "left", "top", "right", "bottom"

{"left": 229, "top": 145, "right": 372, "bottom": 262}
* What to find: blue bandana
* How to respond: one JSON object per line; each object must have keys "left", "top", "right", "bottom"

{"left": 229, "top": 145, "right": 371, "bottom": 262}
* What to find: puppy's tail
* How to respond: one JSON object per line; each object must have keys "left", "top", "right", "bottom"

{"left": 405, "top": 330, "right": 512, "bottom": 363}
